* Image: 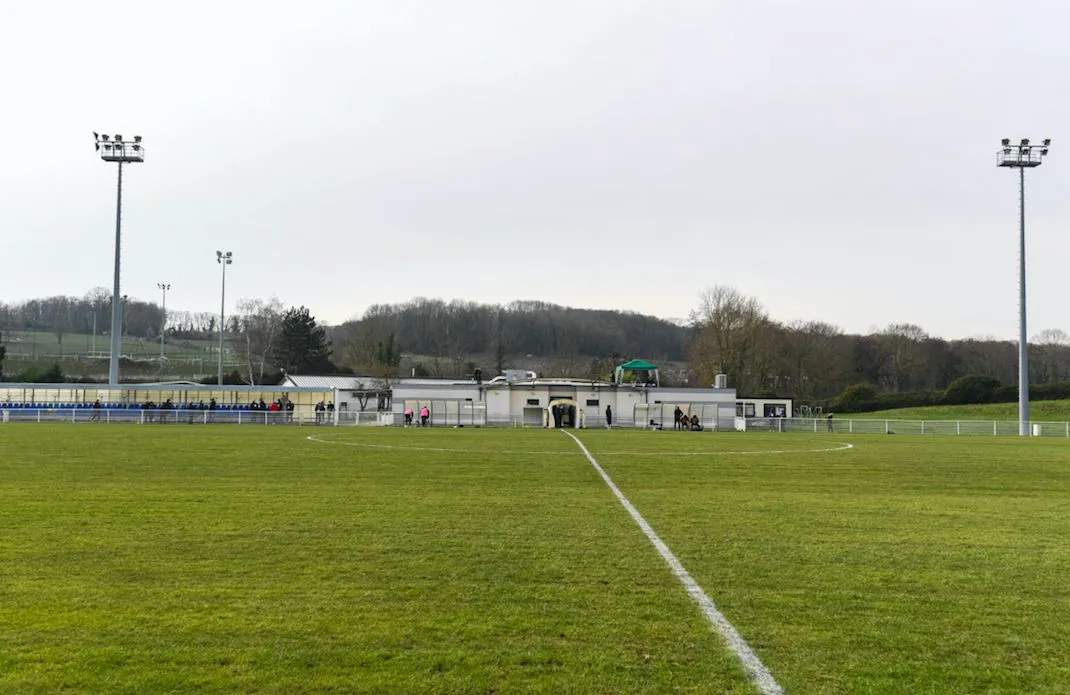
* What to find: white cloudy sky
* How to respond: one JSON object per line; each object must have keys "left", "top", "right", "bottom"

{"left": 1, "top": 0, "right": 1067, "bottom": 340}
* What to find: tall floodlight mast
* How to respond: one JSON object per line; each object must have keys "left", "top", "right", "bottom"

{"left": 996, "top": 137, "right": 1051, "bottom": 436}
{"left": 94, "top": 132, "right": 145, "bottom": 384}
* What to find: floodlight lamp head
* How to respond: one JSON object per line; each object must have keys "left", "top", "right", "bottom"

{"left": 101, "top": 134, "right": 109, "bottom": 141}
{"left": 1021, "top": 138, "right": 1030, "bottom": 146}
{"left": 1003, "top": 147, "right": 1012, "bottom": 155}
{"left": 1041, "top": 148, "right": 1049, "bottom": 156}
{"left": 115, "top": 134, "right": 122, "bottom": 141}
{"left": 1001, "top": 138, "right": 1010, "bottom": 146}
{"left": 1043, "top": 138, "right": 1051, "bottom": 146}
{"left": 134, "top": 135, "right": 142, "bottom": 143}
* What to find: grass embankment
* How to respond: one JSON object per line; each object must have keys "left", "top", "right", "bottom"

{"left": 849, "top": 399, "right": 1070, "bottom": 421}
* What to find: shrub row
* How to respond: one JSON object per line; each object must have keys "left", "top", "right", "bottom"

{"left": 812, "top": 376, "right": 1070, "bottom": 414}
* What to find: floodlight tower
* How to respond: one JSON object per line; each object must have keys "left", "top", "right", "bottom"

{"left": 216, "top": 251, "right": 233, "bottom": 385}
{"left": 997, "top": 137, "right": 1051, "bottom": 436}
{"left": 157, "top": 283, "right": 170, "bottom": 359}
{"left": 94, "top": 132, "right": 145, "bottom": 384}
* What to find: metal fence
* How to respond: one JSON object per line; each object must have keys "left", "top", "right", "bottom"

{"left": 743, "top": 417, "right": 1070, "bottom": 437}
{"left": 0, "top": 407, "right": 334, "bottom": 426}
{"left": 6, "top": 407, "right": 1069, "bottom": 437}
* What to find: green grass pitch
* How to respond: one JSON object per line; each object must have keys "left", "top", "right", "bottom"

{"left": 2, "top": 425, "right": 1069, "bottom": 693}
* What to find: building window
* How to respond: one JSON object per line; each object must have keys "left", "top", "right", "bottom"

{"left": 735, "top": 402, "right": 755, "bottom": 418}
{"left": 526, "top": 398, "right": 540, "bottom": 406}
{"left": 586, "top": 399, "right": 599, "bottom": 407}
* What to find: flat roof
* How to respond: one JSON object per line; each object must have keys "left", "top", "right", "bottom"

{"left": 0, "top": 382, "right": 332, "bottom": 392}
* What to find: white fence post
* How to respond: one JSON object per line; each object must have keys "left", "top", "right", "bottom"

{"left": 885, "top": 420, "right": 889, "bottom": 434}
{"left": 993, "top": 421, "right": 997, "bottom": 436}
{"left": 921, "top": 421, "right": 925, "bottom": 435}
{"left": 957, "top": 421, "right": 961, "bottom": 435}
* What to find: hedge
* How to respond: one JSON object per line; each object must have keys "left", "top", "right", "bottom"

{"left": 808, "top": 377, "right": 1070, "bottom": 414}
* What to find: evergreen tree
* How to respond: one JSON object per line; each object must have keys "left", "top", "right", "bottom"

{"left": 272, "top": 306, "right": 333, "bottom": 374}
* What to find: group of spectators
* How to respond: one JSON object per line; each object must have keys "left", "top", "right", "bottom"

{"left": 314, "top": 400, "right": 335, "bottom": 424}
{"left": 403, "top": 406, "right": 430, "bottom": 426}
{"left": 134, "top": 398, "right": 218, "bottom": 423}
{"left": 83, "top": 395, "right": 336, "bottom": 424}
{"left": 672, "top": 406, "right": 704, "bottom": 431}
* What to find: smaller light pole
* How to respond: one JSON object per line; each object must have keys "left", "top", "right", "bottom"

{"left": 216, "top": 251, "right": 233, "bottom": 385}
{"left": 997, "top": 137, "right": 1051, "bottom": 437}
{"left": 157, "top": 283, "right": 170, "bottom": 359}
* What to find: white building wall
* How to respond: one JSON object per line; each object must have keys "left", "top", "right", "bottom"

{"left": 736, "top": 398, "right": 793, "bottom": 418}
{"left": 574, "top": 386, "right": 602, "bottom": 426}
{"left": 363, "top": 380, "right": 750, "bottom": 428}
{"left": 650, "top": 388, "right": 735, "bottom": 405}
{"left": 615, "top": 389, "right": 644, "bottom": 426}
{"left": 484, "top": 386, "right": 511, "bottom": 423}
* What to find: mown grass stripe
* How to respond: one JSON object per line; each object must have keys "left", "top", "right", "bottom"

{"left": 564, "top": 430, "right": 784, "bottom": 695}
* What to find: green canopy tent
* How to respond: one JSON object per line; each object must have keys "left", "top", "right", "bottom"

{"left": 614, "top": 359, "right": 659, "bottom": 386}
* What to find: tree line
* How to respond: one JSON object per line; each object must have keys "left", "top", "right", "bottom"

{"left": 687, "top": 286, "right": 1070, "bottom": 401}
{"left": 330, "top": 298, "right": 688, "bottom": 378}
{"left": 4, "top": 287, "right": 1070, "bottom": 399}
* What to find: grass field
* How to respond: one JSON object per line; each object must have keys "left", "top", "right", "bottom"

{"left": 2, "top": 329, "right": 220, "bottom": 359}
{"left": 2, "top": 426, "right": 1070, "bottom": 693}
{"left": 852, "top": 399, "right": 1070, "bottom": 421}
{"left": 1, "top": 329, "right": 240, "bottom": 379}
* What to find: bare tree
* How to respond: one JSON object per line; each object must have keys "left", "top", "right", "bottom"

{"left": 1033, "top": 328, "right": 1070, "bottom": 382}
{"left": 687, "top": 286, "right": 770, "bottom": 394}
{"left": 235, "top": 297, "right": 285, "bottom": 384}
{"left": 778, "top": 320, "right": 845, "bottom": 399}
{"left": 877, "top": 323, "right": 929, "bottom": 391}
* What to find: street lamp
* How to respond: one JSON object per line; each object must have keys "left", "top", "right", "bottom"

{"left": 216, "top": 251, "right": 233, "bottom": 385}
{"left": 997, "top": 137, "right": 1052, "bottom": 436}
{"left": 157, "top": 283, "right": 170, "bottom": 360}
{"left": 94, "top": 132, "right": 144, "bottom": 384}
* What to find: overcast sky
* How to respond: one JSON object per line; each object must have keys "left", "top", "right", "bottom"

{"left": 1, "top": 0, "right": 1067, "bottom": 340}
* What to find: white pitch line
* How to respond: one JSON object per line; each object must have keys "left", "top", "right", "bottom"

{"left": 562, "top": 430, "right": 785, "bottom": 695}
{"left": 305, "top": 434, "right": 853, "bottom": 458}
